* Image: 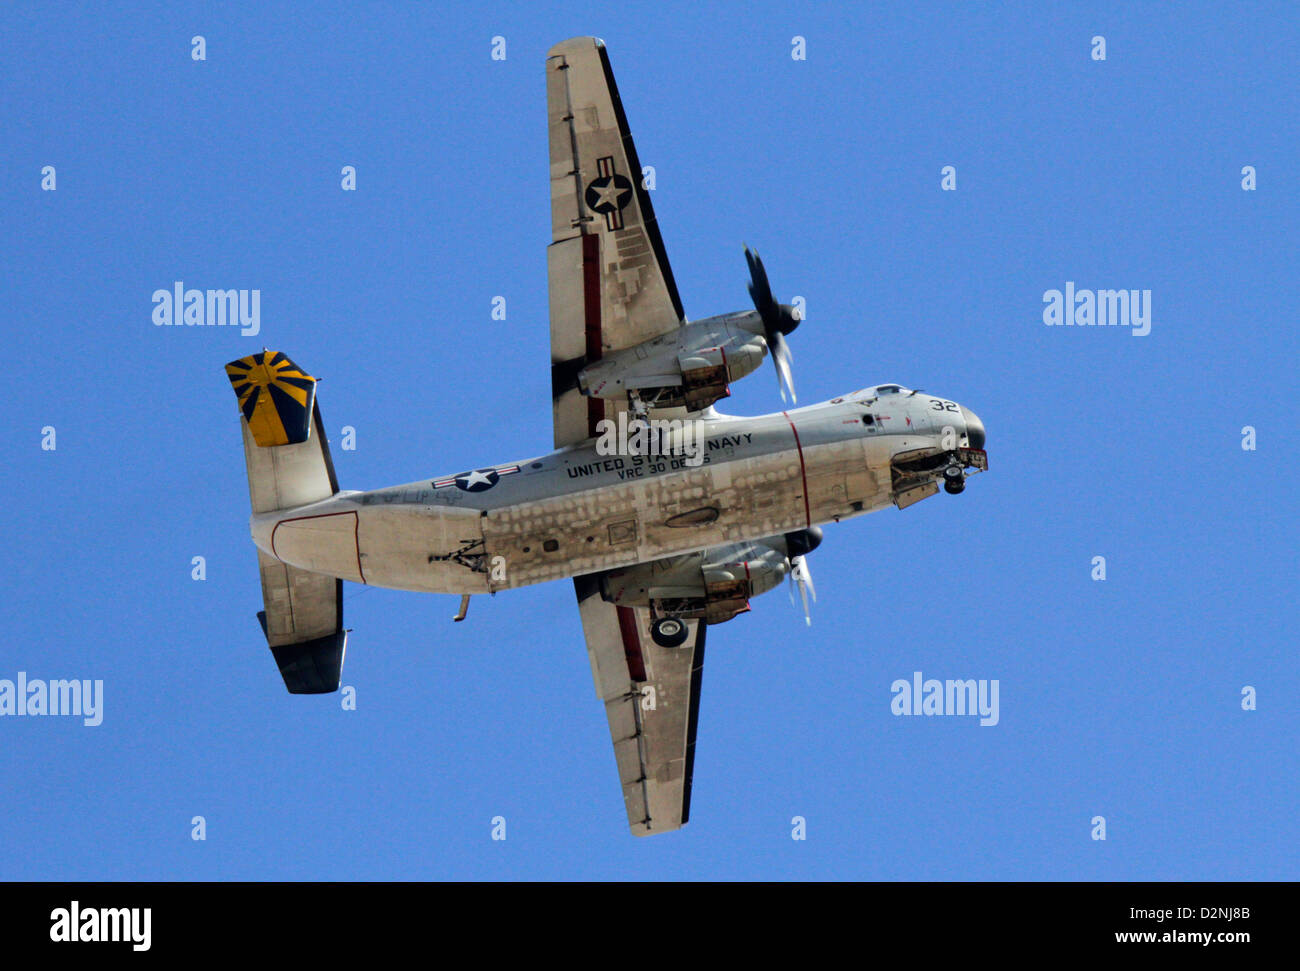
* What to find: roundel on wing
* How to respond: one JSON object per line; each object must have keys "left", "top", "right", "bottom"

{"left": 584, "top": 173, "right": 634, "bottom": 214}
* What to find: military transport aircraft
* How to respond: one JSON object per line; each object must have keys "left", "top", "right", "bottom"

{"left": 225, "top": 37, "right": 987, "bottom": 836}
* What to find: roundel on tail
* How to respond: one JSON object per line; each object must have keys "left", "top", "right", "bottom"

{"left": 225, "top": 351, "right": 317, "bottom": 447}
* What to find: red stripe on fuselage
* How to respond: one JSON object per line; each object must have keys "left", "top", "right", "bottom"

{"left": 271, "top": 510, "right": 366, "bottom": 584}
{"left": 783, "top": 411, "right": 811, "bottom": 528}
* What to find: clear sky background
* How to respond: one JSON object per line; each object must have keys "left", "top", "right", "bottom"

{"left": 2, "top": 1, "right": 1296, "bottom": 880}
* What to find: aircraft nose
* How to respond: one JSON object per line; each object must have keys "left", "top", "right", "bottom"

{"left": 960, "top": 407, "right": 985, "bottom": 450}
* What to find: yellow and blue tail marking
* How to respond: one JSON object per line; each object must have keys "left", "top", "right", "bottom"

{"left": 225, "top": 351, "right": 317, "bottom": 447}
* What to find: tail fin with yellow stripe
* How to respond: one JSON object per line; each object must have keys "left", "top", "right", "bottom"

{"left": 226, "top": 350, "right": 317, "bottom": 448}
{"left": 225, "top": 351, "right": 339, "bottom": 514}
{"left": 226, "top": 351, "right": 347, "bottom": 694}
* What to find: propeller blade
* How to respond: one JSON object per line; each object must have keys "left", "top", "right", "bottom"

{"left": 797, "top": 574, "right": 811, "bottom": 626}
{"left": 799, "top": 557, "right": 816, "bottom": 604}
{"left": 791, "top": 555, "right": 815, "bottom": 625}
{"left": 744, "top": 246, "right": 800, "bottom": 403}
{"left": 770, "top": 331, "right": 796, "bottom": 403}
{"left": 745, "top": 246, "right": 774, "bottom": 319}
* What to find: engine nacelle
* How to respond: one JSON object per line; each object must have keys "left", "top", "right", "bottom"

{"left": 599, "top": 529, "right": 820, "bottom": 626}
{"left": 577, "top": 312, "right": 768, "bottom": 412}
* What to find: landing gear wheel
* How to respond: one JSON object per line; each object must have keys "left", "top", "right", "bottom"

{"left": 943, "top": 465, "right": 966, "bottom": 494}
{"left": 946, "top": 462, "right": 967, "bottom": 493}
{"left": 650, "top": 616, "right": 689, "bottom": 648}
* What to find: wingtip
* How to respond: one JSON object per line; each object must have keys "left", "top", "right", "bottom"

{"left": 548, "top": 36, "right": 604, "bottom": 59}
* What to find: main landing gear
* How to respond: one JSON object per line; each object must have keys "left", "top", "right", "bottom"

{"left": 650, "top": 616, "right": 690, "bottom": 648}
{"left": 627, "top": 389, "right": 649, "bottom": 425}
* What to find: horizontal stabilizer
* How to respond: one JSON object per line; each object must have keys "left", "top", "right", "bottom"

{"left": 229, "top": 353, "right": 349, "bottom": 695}
{"left": 259, "top": 616, "right": 347, "bottom": 694}
{"left": 255, "top": 550, "right": 347, "bottom": 694}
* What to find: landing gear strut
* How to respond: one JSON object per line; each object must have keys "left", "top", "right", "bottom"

{"left": 627, "top": 389, "right": 649, "bottom": 425}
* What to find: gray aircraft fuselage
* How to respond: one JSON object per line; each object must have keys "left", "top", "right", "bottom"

{"left": 251, "top": 386, "right": 984, "bottom": 596}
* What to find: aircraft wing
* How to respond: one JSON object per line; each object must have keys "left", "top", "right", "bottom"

{"left": 547, "top": 36, "right": 686, "bottom": 448}
{"left": 550, "top": 38, "right": 706, "bottom": 837}
{"left": 573, "top": 574, "right": 706, "bottom": 836}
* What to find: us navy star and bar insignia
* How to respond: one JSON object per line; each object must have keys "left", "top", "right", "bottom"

{"left": 584, "top": 156, "right": 634, "bottom": 230}
{"left": 433, "top": 465, "right": 521, "bottom": 492}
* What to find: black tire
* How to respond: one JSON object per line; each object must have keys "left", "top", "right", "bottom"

{"left": 943, "top": 464, "right": 964, "bottom": 481}
{"left": 650, "top": 616, "right": 689, "bottom": 648}
{"left": 944, "top": 478, "right": 965, "bottom": 495}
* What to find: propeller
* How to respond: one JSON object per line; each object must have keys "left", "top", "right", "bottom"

{"left": 789, "top": 556, "right": 816, "bottom": 626}
{"left": 745, "top": 247, "right": 801, "bottom": 403}
{"left": 783, "top": 527, "right": 822, "bottom": 626}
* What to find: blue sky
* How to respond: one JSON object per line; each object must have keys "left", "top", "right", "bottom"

{"left": 2, "top": 1, "right": 1296, "bottom": 879}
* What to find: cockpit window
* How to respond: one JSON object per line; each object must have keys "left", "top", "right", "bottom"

{"left": 852, "top": 384, "right": 908, "bottom": 399}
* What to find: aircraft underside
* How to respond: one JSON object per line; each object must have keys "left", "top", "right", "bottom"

{"left": 224, "top": 35, "right": 988, "bottom": 835}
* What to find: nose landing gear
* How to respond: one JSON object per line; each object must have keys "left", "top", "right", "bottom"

{"left": 942, "top": 464, "right": 966, "bottom": 495}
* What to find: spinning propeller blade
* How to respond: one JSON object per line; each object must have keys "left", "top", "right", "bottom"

{"left": 744, "top": 246, "right": 801, "bottom": 404}
{"left": 788, "top": 556, "right": 815, "bottom": 626}
{"left": 782, "top": 527, "right": 822, "bottom": 627}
